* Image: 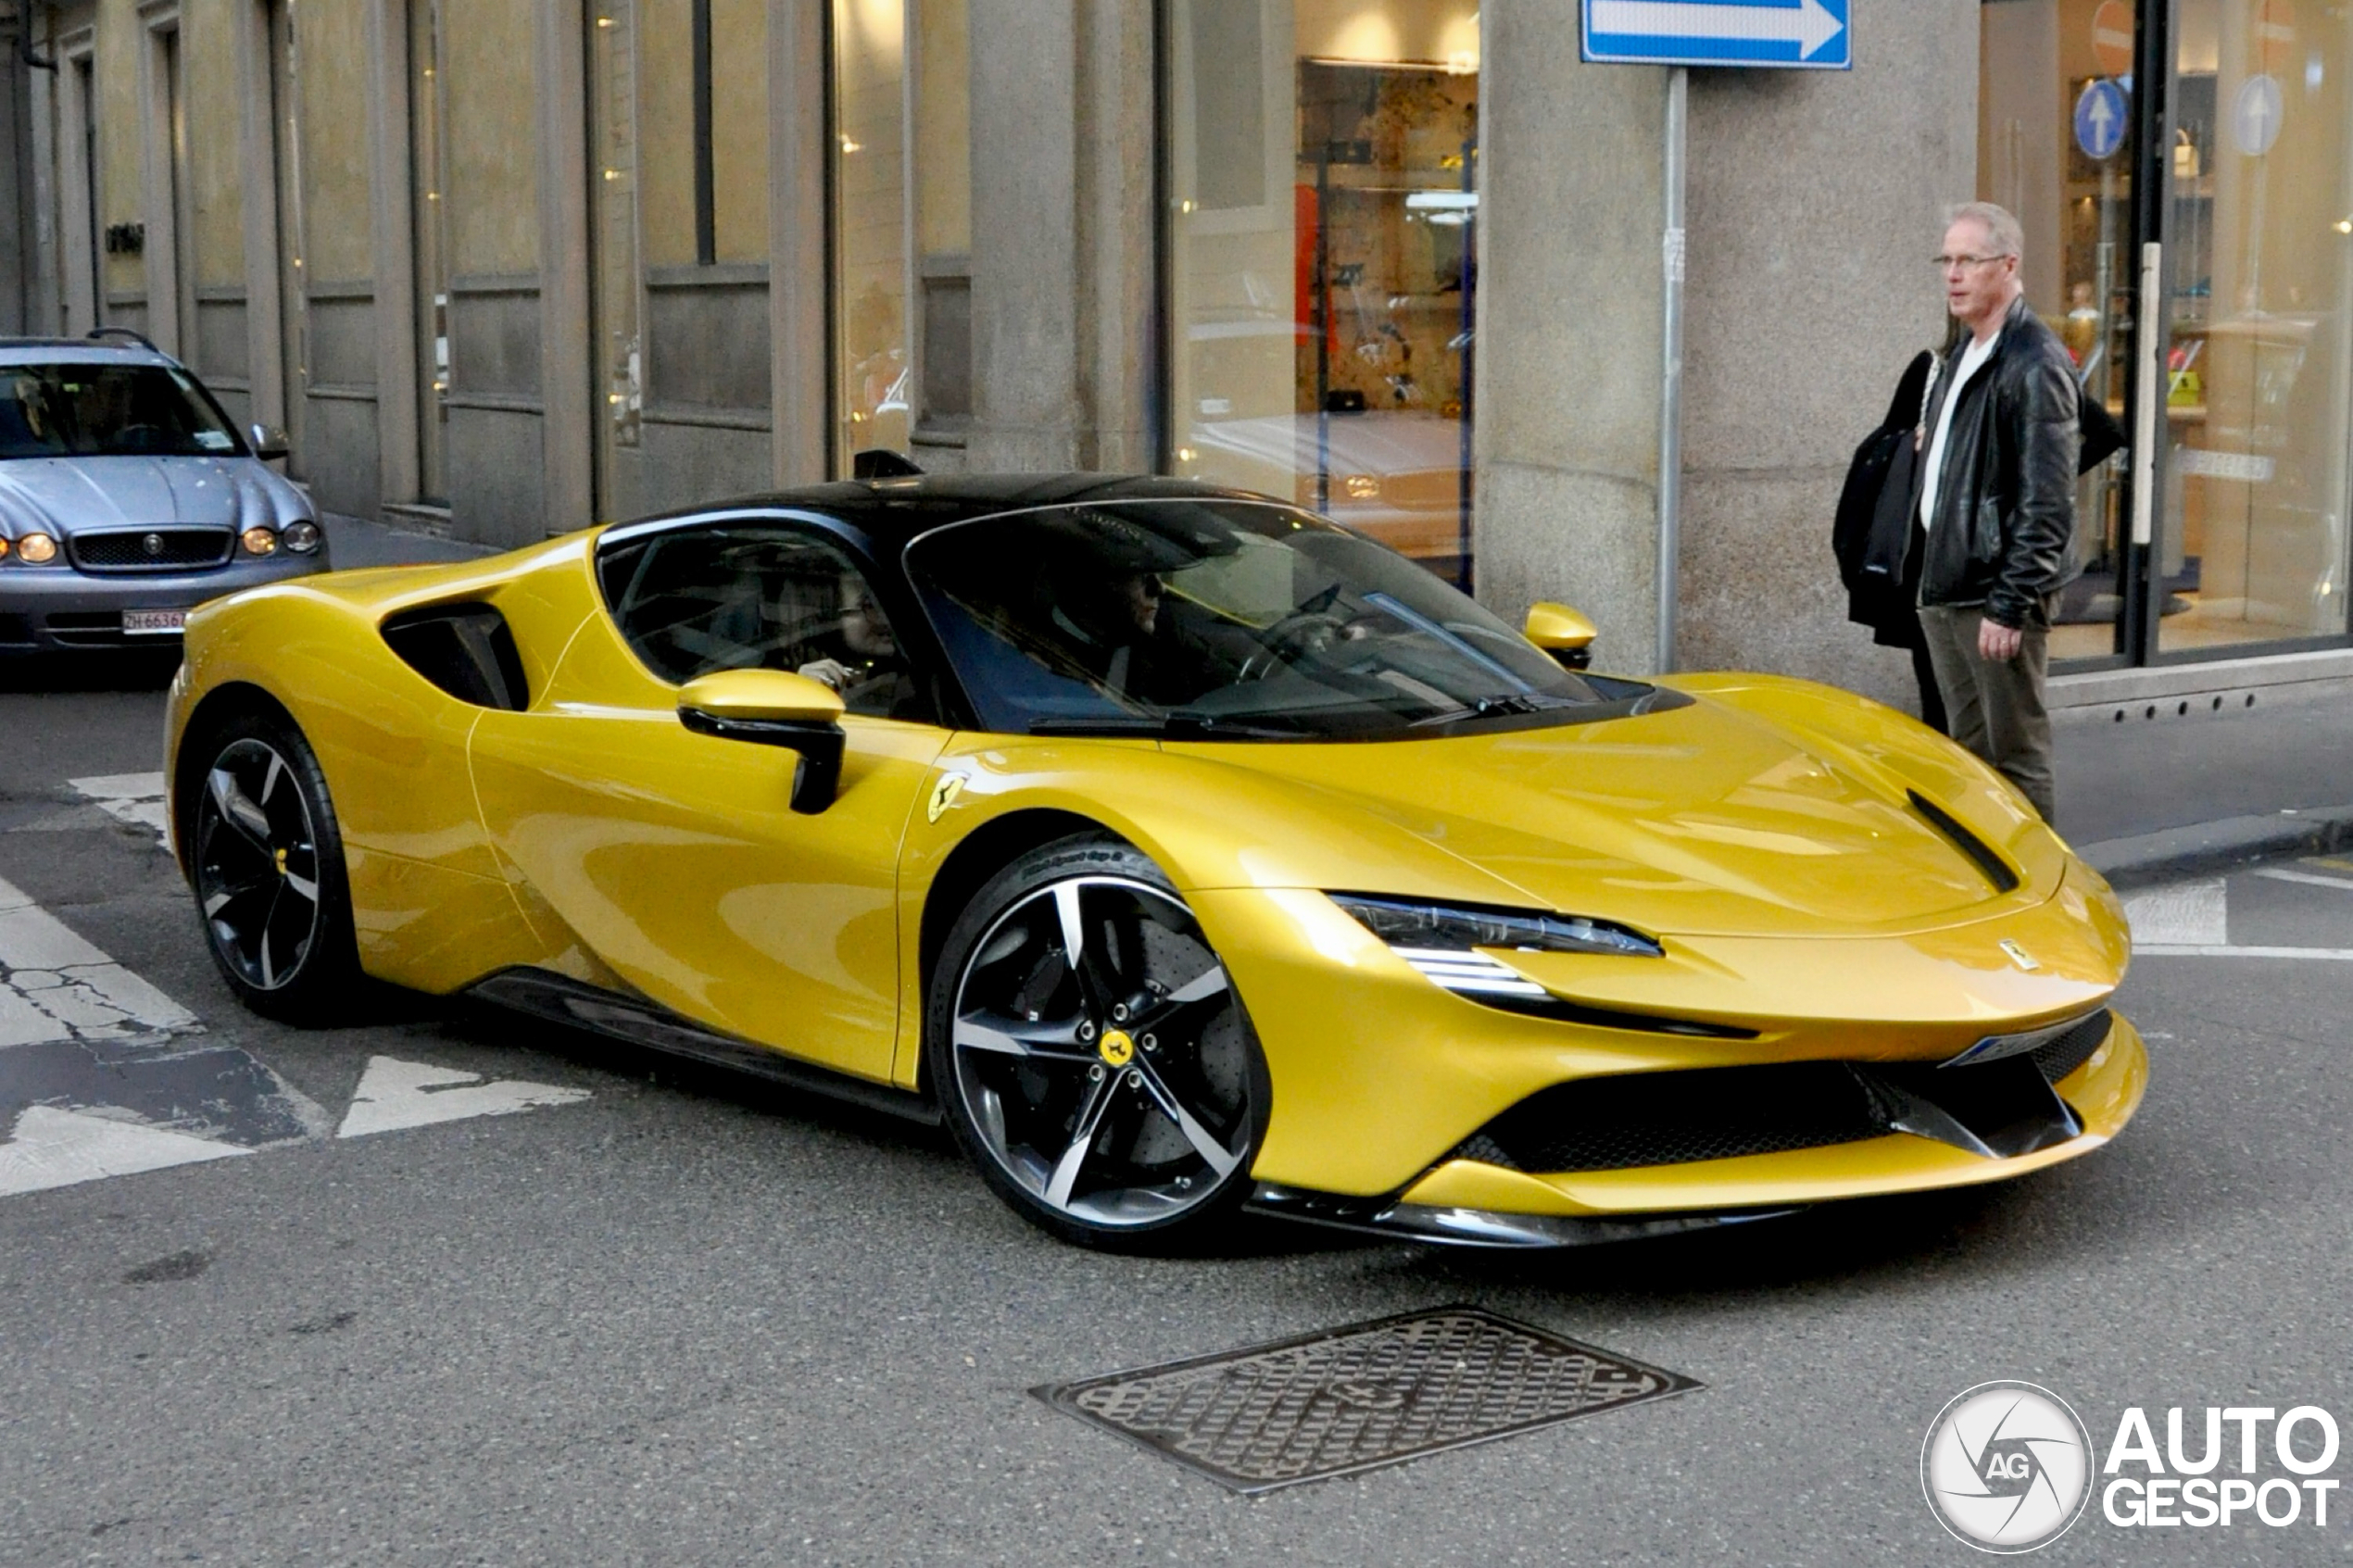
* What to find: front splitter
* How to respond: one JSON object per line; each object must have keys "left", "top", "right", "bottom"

{"left": 1248, "top": 1181, "right": 1803, "bottom": 1248}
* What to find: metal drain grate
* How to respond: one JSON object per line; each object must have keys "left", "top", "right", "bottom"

{"left": 1033, "top": 1306, "right": 1698, "bottom": 1493}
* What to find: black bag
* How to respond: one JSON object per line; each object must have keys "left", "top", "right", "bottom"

{"left": 1834, "top": 351, "right": 1932, "bottom": 642}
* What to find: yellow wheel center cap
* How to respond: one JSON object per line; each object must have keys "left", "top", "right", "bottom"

{"left": 1098, "top": 1029, "right": 1135, "bottom": 1068}
{"left": 273, "top": 847, "right": 288, "bottom": 877}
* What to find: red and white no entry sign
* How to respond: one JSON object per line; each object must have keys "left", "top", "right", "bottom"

{"left": 2090, "top": 1, "right": 2133, "bottom": 78}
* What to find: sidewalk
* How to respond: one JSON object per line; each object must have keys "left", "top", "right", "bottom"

{"left": 321, "top": 511, "right": 498, "bottom": 571}
{"left": 2057, "top": 689, "right": 2353, "bottom": 888}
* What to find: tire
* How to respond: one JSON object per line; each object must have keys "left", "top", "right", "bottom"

{"left": 925, "top": 834, "right": 1270, "bottom": 1252}
{"left": 183, "top": 709, "right": 360, "bottom": 1025}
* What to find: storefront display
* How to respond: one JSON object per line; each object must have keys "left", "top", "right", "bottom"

{"left": 1981, "top": 0, "right": 2353, "bottom": 666}
{"left": 1164, "top": 1, "right": 1480, "bottom": 584}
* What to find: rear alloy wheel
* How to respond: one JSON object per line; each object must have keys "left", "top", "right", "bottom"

{"left": 928, "top": 837, "right": 1267, "bottom": 1251}
{"left": 187, "top": 715, "right": 359, "bottom": 1023}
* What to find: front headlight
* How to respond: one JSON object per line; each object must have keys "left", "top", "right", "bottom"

{"left": 282, "top": 520, "right": 321, "bottom": 554}
{"left": 16, "top": 532, "right": 57, "bottom": 564}
{"left": 241, "top": 525, "right": 279, "bottom": 557}
{"left": 1329, "top": 893, "right": 1662, "bottom": 1000}
{"left": 1329, "top": 893, "right": 1663, "bottom": 960}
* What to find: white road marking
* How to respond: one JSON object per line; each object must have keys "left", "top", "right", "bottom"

{"left": 69, "top": 771, "right": 170, "bottom": 847}
{"left": 2122, "top": 879, "right": 2228, "bottom": 947}
{"left": 0, "top": 1105, "right": 247, "bottom": 1198}
{"left": 0, "top": 873, "right": 197, "bottom": 1045}
{"left": 336, "top": 1056, "right": 590, "bottom": 1138}
{"left": 2133, "top": 946, "right": 2353, "bottom": 961}
{"left": 2254, "top": 867, "right": 2353, "bottom": 894}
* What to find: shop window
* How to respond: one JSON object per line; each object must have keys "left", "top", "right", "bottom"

{"left": 831, "top": 0, "right": 972, "bottom": 468}
{"left": 1164, "top": 1, "right": 1481, "bottom": 585}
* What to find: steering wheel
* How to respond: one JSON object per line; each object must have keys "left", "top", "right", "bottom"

{"left": 1237, "top": 608, "right": 1359, "bottom": 682}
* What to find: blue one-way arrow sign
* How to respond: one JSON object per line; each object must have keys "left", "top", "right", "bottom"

{"left": 1583, "top": 0, "right": 1851, "bottom": 70}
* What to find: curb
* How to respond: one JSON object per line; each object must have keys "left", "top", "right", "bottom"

{"left": 2078, "top": 803, "right": 2353, "bottom": 890}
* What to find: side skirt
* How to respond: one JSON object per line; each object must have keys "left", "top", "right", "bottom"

{"left": 467, "top": 967, "right": 943, "bottom": 1127}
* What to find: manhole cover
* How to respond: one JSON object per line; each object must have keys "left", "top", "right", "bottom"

{"left": 1033, "top": 1305, "right": 1699, "bottom": 1493}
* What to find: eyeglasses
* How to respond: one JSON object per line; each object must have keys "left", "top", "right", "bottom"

{"left": 1933, "top": 253, "right": 2013, "bottom": 271}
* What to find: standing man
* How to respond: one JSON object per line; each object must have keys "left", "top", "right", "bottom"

{"left": 1912, "top": 202, "right": 2081, "bottom": 821}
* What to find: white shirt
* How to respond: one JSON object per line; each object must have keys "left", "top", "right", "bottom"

{"left": 1919, "top": 329, "right": 2000, "bottom": 533}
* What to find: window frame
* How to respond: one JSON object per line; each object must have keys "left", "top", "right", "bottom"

{"left": 592, "top": 507, "right": 968, "bottom": 728}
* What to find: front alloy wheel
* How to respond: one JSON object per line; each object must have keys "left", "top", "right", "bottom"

{"left": 930, "top": 838, "right": 1265, "bottom": 1249}
{"left": 187, "top": 717, "right": 358, "bottom": 1023}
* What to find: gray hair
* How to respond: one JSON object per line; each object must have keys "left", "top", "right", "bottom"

{"left": 1944, "top": 201, "right": 2024, "bottom": 258}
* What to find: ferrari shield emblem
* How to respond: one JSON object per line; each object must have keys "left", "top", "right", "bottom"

{"left": 926, "top": 772, "right": 965, "bottom": 823}
{"left": 1999, "top": 939, "right": 2041, "bottom": 972}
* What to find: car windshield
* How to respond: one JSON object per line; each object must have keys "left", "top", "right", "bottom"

{"left": 0, "top": 362, "right": 244, "bottom": 459}
{"left": 905, "top": 499, "right": 1664, "bottom": 740}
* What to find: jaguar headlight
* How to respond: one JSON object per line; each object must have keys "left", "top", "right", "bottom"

{"left": 282, "top": 520, "right": 321, "bottom": 554}
{"left": 16, "top": 532, "right": 57, "bottom": 564}
{"left": 1328, "top": 893, "right": 1663, "bottom": 998}
{"left": 241, "top": 526, "right": 279, "bottom": 557}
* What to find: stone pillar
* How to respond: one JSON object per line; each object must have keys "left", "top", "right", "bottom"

{"left": 768, "top": 0, "right": 827, "bottom": 486}
{"left": 1473, "top": 6, "right": 1669, "bottom": 673}
{"left": 965, "top": 0, "right": 1153, "bottom": 474}
{"left": 1677, "top": 4, "right": 1978, "bottom": 706}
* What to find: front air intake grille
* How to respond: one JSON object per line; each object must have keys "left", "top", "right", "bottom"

{"left": 1908, "top": 789, "right": 2021, "bottom": 894}
{"left": 69, "top": 527, "right": 234, "bottom": 572}
{"left": 1454, "top": 1022, "right": 2112, "bottom": 1176}
{"left": 2028, "top": 1008, "right": 2113, "bottom": 1085}
{"left": 1459, "top": 1063, "right": 1891, "bottom": 1173}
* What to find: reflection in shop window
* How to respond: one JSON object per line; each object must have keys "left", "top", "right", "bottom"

{"left": 831, "top": 0, "right": 971, "bottom": 470}
{"left": 1982, "top": 0, "right": 2353, "bottom": 661}
{"left": 1164, "top": 2, "right": 1480, "bottom": 586}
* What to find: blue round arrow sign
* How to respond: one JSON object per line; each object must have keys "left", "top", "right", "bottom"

{"left": 2075, "top": 79, "right": 2130, "bottom": 162}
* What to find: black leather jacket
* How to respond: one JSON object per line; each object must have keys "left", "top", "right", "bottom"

{"left": 1911, "top": 296, "right": 2082, "bottom": 630}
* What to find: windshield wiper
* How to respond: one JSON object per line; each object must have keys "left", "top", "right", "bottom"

{"left": 1026, "top": 712, "right": 1301, "bottom": 739}
{"left": 1414, "top": 692, "right": 1583, "bottom": 726}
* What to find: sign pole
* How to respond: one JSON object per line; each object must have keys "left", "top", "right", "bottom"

{"left": 1656, "top": 66, "right": 1687, "bottom": 674}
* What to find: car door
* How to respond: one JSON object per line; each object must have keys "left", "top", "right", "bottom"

{"left": 467, "top": 518, "right": 948, "bottom": 1083}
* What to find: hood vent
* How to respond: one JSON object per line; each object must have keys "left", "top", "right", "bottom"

{"left": 1907, "top": 790, "right": 2020, "bottom": 895}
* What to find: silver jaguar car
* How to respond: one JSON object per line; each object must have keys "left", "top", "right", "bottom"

{"left": 0, "top": 332, "right": 325, "bottom": 654}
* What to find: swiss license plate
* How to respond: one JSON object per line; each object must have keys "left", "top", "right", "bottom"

{"left": 121, "top": 608, "right": 188, "bottom": 635}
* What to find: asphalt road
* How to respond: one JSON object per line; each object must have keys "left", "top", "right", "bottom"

{"left": 4, "top": 667, "right": 2352, "bottom": 1566}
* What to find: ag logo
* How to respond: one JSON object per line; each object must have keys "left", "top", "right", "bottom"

{"left": 1921, "top": 1382, "right": 2092, "bottom": 1553}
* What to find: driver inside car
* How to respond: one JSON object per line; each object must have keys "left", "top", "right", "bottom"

{"left": 794, "top": 575, "right": 916, "bottom": 717}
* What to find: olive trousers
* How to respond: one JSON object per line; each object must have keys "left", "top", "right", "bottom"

{"left": 1916, "top": 599, "right": 2057, "bottom": 822}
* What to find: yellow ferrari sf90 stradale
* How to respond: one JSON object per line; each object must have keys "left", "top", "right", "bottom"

{"left": 163, "top": 475, "right": 2144, "bottom": 1251}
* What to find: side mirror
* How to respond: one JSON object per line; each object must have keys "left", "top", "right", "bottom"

{"left": 248, "top": 423, "right": 291, "bottom": 460}
{"left": 1523, "top": 602, "right": 1597, "bottom": 671}
{"left": 676, "top": 669, "right": 847, "bottom": 814}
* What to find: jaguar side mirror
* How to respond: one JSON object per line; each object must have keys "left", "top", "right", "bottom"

{"left": 1523, "top": 602, "right": 1597, "bottom": 671}
{"left": 248, "top": 423, "right": 291, "bottom": 460}
{"left": 676, "top": 669, "right": 847, "bottom": 814}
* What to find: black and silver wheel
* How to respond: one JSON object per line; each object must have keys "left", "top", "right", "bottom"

{"left": 186, "top": 712, "right": 358, "bottom": 1023}
{"left": 927, "top": 836, "right": 1268, "bottom": 1251}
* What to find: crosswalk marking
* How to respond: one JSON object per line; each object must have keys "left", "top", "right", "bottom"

{"left": 0, "top": 1105, "right": 247, "bottom": 1198}
{"left": 69, "top": 771, "right": 170, "bottom": 848}
{"left": 0, "top": 871, "right": 586, "bottom": 1201}
{"left": 2120, "top": 880, "right": 2228, "bottom": 947}
{"left": 336, "top": 1056, "right": 591, "bottom": 1138}
{"left": 0, "top": 873, "right": 196, "bottom": 1046}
